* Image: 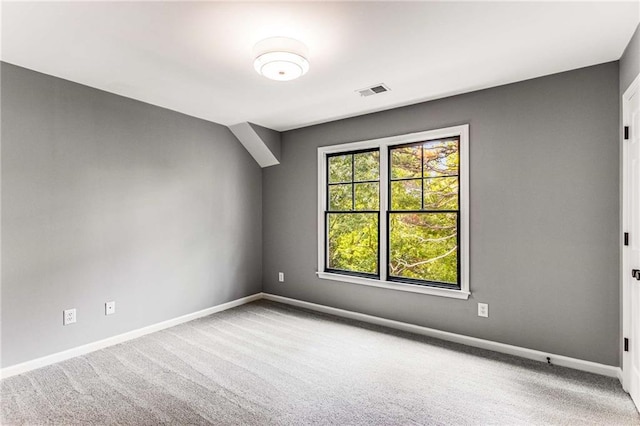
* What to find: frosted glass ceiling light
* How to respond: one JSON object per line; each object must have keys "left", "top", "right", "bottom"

{"left": 253, "top": 37, "right": 309, "bottom": 81}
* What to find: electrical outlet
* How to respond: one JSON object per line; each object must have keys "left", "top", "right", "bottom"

{"left": 278, "top": 272, "right": 285, "bottom": 282}
{"left": 478, "top": 303, "right": 489, "bottom": 318}
{"left": 105, "top": 301, "right": 115, "bottom": 315}
{"left": 63, "top": 308, "right": 76, "bottom": 325}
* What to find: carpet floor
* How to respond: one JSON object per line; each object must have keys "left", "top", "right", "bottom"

{"left": 1, "top": 300, "right": 638, "bottom": 425}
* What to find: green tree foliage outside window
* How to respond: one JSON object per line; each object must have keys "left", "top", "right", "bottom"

{"left": 326, "top": 138, "right": 460, "bottom": 287}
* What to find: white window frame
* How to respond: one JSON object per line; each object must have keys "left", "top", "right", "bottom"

{"left": 317, "top": 124, "right": 470, "bottom": 300}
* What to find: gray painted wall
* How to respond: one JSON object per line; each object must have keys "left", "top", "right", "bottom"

{"left": 1, "top": 63, "right": 262, "bottom": 367}
{"left": 620, "top": 24, "right": 639, "bottom": 94}
{"left": 263, "top": 62, "right": 621, "bottom": 366}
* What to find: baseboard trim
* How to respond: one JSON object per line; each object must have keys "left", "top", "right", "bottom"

{"left": 0, "top": 293, "right": 262, "bottom": 379}
{"left": 262, "top": 293, "right": 621, "bottom": 379}
{"left": 2, "top": 292, "right": 622, "bottom": 382}
{"left": 618, "top": 368, "right": 627, "bottom": 391}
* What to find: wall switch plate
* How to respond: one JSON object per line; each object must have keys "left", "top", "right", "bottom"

{"left": 63, "top": 308, "right": 76, "bottom": 325}
{"left": 105, "top": 301, "right": 115, "bottom": 315}
{"left": 478, "top": 303, "right": 489, "bottom": 318}
{"left": 278, "top": 272, "right": 285, "bottom": 282}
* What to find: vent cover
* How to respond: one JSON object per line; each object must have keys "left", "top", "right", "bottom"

{"left": 357, "top": 83, "right": 391, "bottom": 97}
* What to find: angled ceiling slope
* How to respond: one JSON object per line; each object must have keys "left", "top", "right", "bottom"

{"left": 229, "top": 123, "right": 281, "bottom": 168}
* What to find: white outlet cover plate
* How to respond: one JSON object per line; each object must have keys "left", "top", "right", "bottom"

{"left": 63, "top": 308, "right": 76, "bottom": 325}
{"left": 278, "top": 272, "right": 284, "bottom": 282}
{"left": 478, "top": 303, "right": 489, "bottom": 318}
{"left": 105, "top": 301, "right": 115, "bottom": 315}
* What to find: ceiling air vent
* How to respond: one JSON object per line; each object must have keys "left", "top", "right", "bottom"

{"left": 357, "top": 83, "right": 391, "bottom": 97}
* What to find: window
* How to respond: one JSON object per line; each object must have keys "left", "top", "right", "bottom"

{"left": 388, "top": 139, "right": 459, "bottom": 287}
{"left": 317, "top": 125, "right": 469, "bottom": 299}
{"left": 326, "top": 149, "right": 380, "bottom": 277}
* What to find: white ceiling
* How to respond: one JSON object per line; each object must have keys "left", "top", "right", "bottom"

{"left": 2, "top": 1, "right": 639, "bottom": 131}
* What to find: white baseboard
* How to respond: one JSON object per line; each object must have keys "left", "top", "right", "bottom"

{"left": 0, "top": 293, "right": 262, "bottom": 379}
{"left": 262, "top": 293, "right": 622, "bottom": 379}
{"left": 1, "top": 291, "right": 622, "bottom": 382}
{"left": 618, "top": 368, "right": 628, "bottom": 391}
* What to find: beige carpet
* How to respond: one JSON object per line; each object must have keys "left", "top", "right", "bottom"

{"left": 1, "top": 300, "right": 638, "bottom": 425}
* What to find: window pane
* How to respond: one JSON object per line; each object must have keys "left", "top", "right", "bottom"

{"left": 354, "top": 182, "right": 379, "bottom": 211}
{"left": 391, "top": 179, "right": 422, "bottom": 210}
{"left": 327, "top": 213, "right": 378, "bottom": 274}
{"left": 424, "top": 177, "right": 458, "bottom": 210}
{"left": 329, "top": 184, "right": 352, "bottom": 211}
{"left": 423, "top": 139, "right": 459, "bottom": 177}
{"left": 329, "top": 154, "right": 352, "bottom": 183}
{"left": 389, "top": 213, "right": 458, "bottom": 284}
{"left": 391, "top": 146, "right": 422, "bottom": 179}
{"left": 354, "top": 151, "right": 379, "bottom": 182}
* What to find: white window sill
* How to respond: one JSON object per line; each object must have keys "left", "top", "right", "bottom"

{"left": 316, "top": 272, "right": 470, "bottom": 300}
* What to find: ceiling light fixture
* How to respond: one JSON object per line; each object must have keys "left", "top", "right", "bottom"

{"left": 253, "top": 37, "right": 309, "bottom": 81}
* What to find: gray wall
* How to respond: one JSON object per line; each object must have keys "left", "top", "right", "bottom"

{"left": 263, "top": 62, "right": 621, "bottom": 366}
{"left": 1, "top": 63, "right": 262, "bottom": 367}
{"left": 620, "top": 24, "right": 639, "bottom": 94}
